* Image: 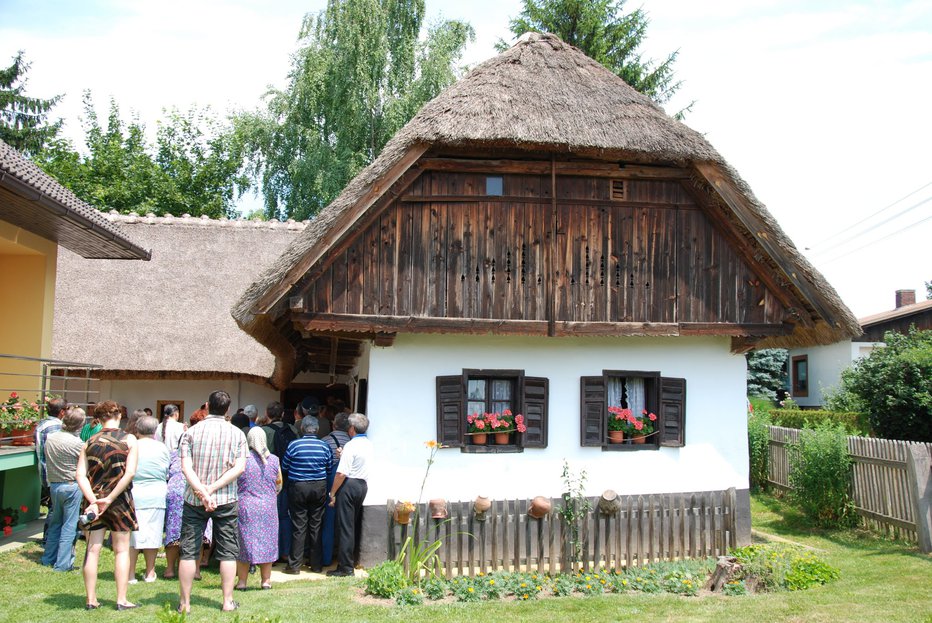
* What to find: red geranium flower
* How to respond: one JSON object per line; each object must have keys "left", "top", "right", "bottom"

{"left": 2, "top": 516, "right": 11, "bottom": 525}
{"left": 3, "top": 526, "right": 11, "bottom": 537}
{"left": 9, "top": 392, "right": 17, "bottom": 399}
{"left": 19, "top": 505, "right": 28, "bottom": 513}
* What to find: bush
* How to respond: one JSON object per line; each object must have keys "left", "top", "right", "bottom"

{"left": 789, "top": 423, "right": 857, "bottom": 528}
{"left": 747, "top": 410, "right": 772, "bottom": 491}
{"left": 422, "top": 577, "right": 448, "bottom": 600}
{"left": 732, "top": 544, "right": 839, "bottom": 592}
{"left": 394, "top": 586, "right": 424, "bottom": 606}
{"left": 769, "top": 409, "right": 868, "bottom": 435}
{"left": 365, "top": 560, "right": 408, "bottom": 598}
{"left": 841, "top": 328, "right": 932, "bottom": 442}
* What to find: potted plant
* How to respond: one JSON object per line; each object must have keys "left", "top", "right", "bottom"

{"left": 488, "top": 409, "right": 527, "bottom": 444}
{"left": 0, "top": 392, "right": 41, "bottom": 446}
{"left": 466, "top": 412, "right": 490, "bottom": 444}
{"left": 607, "top": 407, "right": 658, "bottom": 443}
{"left": 393, "top": 500, "right": 416, "bottom": 525}
{"left": 630, "top": 409, "right": 658, "bottom": 443}
{"left": 1, "top": 505, "right": 28, "bottom": 537}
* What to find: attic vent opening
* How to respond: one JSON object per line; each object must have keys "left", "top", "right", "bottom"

{"left": 486, "top": 176, "right": 504, "bottom": 196}
{"left": 611, "top": 179, "right": 627, "bottom": 201}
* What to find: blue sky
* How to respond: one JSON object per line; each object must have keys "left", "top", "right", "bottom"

{"left": 1, "top": 0, "right": 930, "bottom": 316}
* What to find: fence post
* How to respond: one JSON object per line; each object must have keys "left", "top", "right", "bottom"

{"left": 905, "top": 444, "right": 932, "bottom": 553}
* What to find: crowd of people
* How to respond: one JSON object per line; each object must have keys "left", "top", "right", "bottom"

{"left": 33, "top": 391, "right": 372, "bottom": 612}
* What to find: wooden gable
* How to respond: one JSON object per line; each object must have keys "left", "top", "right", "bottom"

{"left": 288, "top": 156, "right": 798, "bottom": 343}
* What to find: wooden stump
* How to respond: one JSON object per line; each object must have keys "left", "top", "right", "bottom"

{"left": 705, "top": 555, "right": 742, "bottom": 592}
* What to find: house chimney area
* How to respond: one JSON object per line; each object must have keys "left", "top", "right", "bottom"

{"left": 895, "top": 289, "right": 916, "bottom": 309}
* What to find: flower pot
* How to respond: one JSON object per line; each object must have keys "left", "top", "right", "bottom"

{"left": 10, "top": 425, "right": 35, "bottom": 446}
{"left": 632, "top": 434, "right": 647, "bottom": 444}
{"left": 494, "top": 432, "right": 512, "bottom": 445}
{"left": 393, "top": 503, "right": 413, "bottom": 525}
{"left": 471, "top": 433, "right": 488, "bottom": 445}
{"left": 608, "top": 430, "right": 624, "bottom": 444}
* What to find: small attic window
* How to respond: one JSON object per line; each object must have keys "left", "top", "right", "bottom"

{"left": 611, "top": 179, "right": 626, "bottom": 201}
{"left": 486, "top": 176, "right": 503, "bottom": 196}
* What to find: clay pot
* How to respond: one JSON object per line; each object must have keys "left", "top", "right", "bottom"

{"left": 429, "top": 498, "right": 448, "bottom": 519}
{"left": 474, "top": 495, "right": 492, "bottom": 514}
{"left": 494, "top": 432, "right": 512, "bottom": 445}
{"left": 599, "top": 489, "right": 621, "bottom": 515}
{"left": 10, "top": 424, "right": 36, "bottom": 446}
{"left": 632, "top": 434, "right": 647, "bottom": 444}
{"left": 528, "top": 496, "right": 552, "bottom": 519}
{"left": 393, "top": 502, "right": 413, "bottom": 525}
{"left": 608, "top": 430, "right": 624, "bottom": 444}
{"left": 471, "top": 433, "right": 488, "bottom": 445}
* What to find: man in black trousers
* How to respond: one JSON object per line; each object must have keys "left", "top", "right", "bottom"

{"left": 327, "top": 413, "right": 372, "bottom": 576}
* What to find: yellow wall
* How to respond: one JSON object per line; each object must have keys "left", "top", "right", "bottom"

{"left": 0, "top": 219, "right": 57, "bottom": 400}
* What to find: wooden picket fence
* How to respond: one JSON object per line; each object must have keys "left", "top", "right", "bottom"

{"left": 387, "top": 488, "right": 738, "bottom": 577}
{"left": 767, "top": 425, "right": 932, "bottom": 543}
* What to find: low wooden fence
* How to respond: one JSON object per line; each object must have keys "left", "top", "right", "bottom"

{"left": 767, "top": 425, "right": 932, "bottom": 550}
{"left": 387, "top": 488, "right": 738, "bottom": 577}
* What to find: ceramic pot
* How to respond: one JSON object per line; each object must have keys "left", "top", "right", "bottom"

{"left": 471, "top": 433, "right": 488, "bottom": 445}
{"left": 632, "top": 434, "right": 646, "bottom": 444}
{"left": 608, "top": 430, "right": 624, "bottom": 444}
{"left": 494, "top": 432, "right": 512, "bottom": 445}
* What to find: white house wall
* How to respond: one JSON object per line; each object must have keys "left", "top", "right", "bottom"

{"left": 364, "top": 334, "right": 748, "bottom": 505}
{"left": 96, "top": 378, "right": 279, "bottom": 423}
{"left": 789, "top": 341, "right": 880, "bottom": 408}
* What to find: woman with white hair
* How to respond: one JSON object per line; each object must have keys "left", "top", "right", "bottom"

{"left": 235, "top": 427, "right": 282, "bottom": 590}
{"left": 127, "top": 415, "right": 170, "bottom": 584}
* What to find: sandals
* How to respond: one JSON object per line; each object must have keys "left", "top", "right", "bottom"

{"left": 221, "top": 600, "right": 239, "bottom": 612}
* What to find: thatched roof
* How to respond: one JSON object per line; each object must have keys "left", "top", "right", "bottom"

{"left": 53, "top": 213, "right": 306, "bottom": 383}
{"left": 233, "top": 33, "right": 859, "bottom": 384}
{"left": 0, "top": 139, "right": 150, "bottom": 260}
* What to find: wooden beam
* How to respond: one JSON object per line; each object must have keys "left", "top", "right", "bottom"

{"left": 254, "top": 144, "right": 429, "bottom": 315}
{"left": 420, "top": 157, "right": 691, "bottom": 179}
{"left": 693, "top": 162, "right": 835, "bottom": 325}
{"left": 677, "top": 323, "right": 789, "bottom": 336}
{"left": 399, "top": 194, "right": 701, "bottom": 209}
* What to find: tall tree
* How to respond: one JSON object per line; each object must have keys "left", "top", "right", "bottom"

{"left": 746, "top": 349, "right": 788, "bottom": 401}
{"left": 503, "top": 0, "right": 686, "bottom": 109}
{"left": 36, "top": 93, "right": 248, "bottom": 218}
{"left": 0, "top": 51, "right": 62, "bottom": 155}
{"left": 236, "top": 0, "right": 474, "bottom": 221}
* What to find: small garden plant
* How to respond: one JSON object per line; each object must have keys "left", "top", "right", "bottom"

{"left": 362, "top": 550, "right": 837, "bottom": 605}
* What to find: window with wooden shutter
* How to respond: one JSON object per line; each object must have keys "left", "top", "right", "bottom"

{"left": 436, "top": 370, "right": 548, "bottom": 452}
{"left": 580, "top": 371, "right": 684, "bottom": 451}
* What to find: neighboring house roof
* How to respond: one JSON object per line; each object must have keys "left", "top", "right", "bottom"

{"left": 0, "top": 139, "right": 150, "bottom": 260}
{"left": 52, "top": 213, "right": 307, "bottom": 383}
{"left": 856, "top": 298, "right": 932, "bottom": 342}
{"left": 232, "top": 33, "right": 860, "bottom": 387}
{"left": 859, "top": 299, "right": 932, "bottom": 327}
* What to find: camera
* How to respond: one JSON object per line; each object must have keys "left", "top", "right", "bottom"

{"left": 78, "top": 510, "right": 97, "bottom": 526}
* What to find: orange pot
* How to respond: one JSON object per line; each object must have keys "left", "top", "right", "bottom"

{"left": 608, "top": 430, "right": 624, "bottom": 444}
{"left": 494, "top": 432, "right": 512, "bottom": 445}
{"left": 471, "top": 433, "right": 488, "bottom": 445}
{"left": 632, "top": 434, "right": 647, "bottom": 444}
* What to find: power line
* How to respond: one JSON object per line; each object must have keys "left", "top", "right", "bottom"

{"left": 806, "top": 179, "right": 932, "bottom": 251}
{"left": 815, "top": 214, "right": 932, "bottom": 266}
{"left": 809, "top": 194, "right": 932, "bottom": 257}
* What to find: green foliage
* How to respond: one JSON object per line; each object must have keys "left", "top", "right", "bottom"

{"left": 788, "top": 423, "right": 857, "bottom": 528}
{"left": 779, "top": 397, "right": 800, "bottom": 410}
{"left": 36, "top": 94, "right": 248, "bottom": 217}
{"left": 236, "top": 0, "right": 474, "bottom": 220}
{"left": 746, "top": 349, "right": 789, "bottom": 401}
{"left": 395, "top": 534, "right": 444, "bottom": 585}
{"left": 451, "top": 576, "right": 482, "bottom": 602}
{"left": 731, "top": 544, "right": 839, "bottom": 592}
{"left": 476, "top": 572, "right": 505, "bottom": 599}
{"left": 558, "top": 460, "right": 592, "bottom": 567}
{"left": 394, "top": 585, "right": 424, "bottom": 606}
{"left": 421, "top": 576, "right": 447, "bottom": 600}
{"left": 749, "top": 395, "right": 775, "bottom": 414}
{"left": 552, "top": 574, "right": 575, "bottom": 596}
{"left": 722, "top": 579, "right": 748, "bottom": 596}
{"left": 502, "top": 0, "right": 686, "bottom": 110}
{"left": 838, "top": 328, "right": 932, "bottom": 442}
{"left": 364, "top": 560, "right": 408, "bottom": 598}
{"left": 747, "top": 409, "right": 772, "bottom": 491}
{"left": 822, "top": 383, "right": 867, "bottom": 417}
{"left": 769, "top": 409, "right": 868, "bottom": 435}
{"left": 512, "top": 576, "right": 542, "bottom": 601}
{"left": 0, "top": 51, "right": 62, "bottom": 155}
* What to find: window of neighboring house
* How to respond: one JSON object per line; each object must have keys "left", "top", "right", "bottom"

{"left": 791, "top": 355, "right": 809, "bottom": 397}
{"left": 485, "top": 175, "right": 503, "bottom": 196}
{"left": 580, "top": 371, "right": 686, "bottom": 451}
{"left": 436, "top": 369, "right": 548, "bottom": 453}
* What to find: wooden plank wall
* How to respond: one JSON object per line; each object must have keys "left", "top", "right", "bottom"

{"left": 767, "top": 425, "right": 932, "bottom": 542}
{"left": 387, "top": 489, "right": 737, "bottom": 578}
{"left": 306, "top": 171, "right": 784, "bottom": 326}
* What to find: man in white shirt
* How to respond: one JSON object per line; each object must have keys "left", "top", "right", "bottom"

{"left": 327, "top": 413, "right": 372, "bottom": 576}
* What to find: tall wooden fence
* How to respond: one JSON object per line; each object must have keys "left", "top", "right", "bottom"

{"left": 768, "top": 425, "right": 932, "bottom": 550}
{"left": 387, "top": 488, "right": 737, "bottom": 578}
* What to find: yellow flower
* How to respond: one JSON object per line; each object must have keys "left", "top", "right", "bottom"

{"left": 622, "top": 579, "right": 628, "bottom": 586}
{"left": 536, "top": 585, "right": 542, "bottom": 591}
{"left": 489, "top": 580, "right": 495, "bottom": 585}
{"left": 600, "top": 579, "right": 606, "bottom": 584}
{"left": 467, "top": 587, "right": 474, "bottom": 593}
{"left": 522, "top": 595, "right": 528, "bottom": 600}
{"left": 520, "top": 582, "right": 527, "bottom": 588}
{"left": 586, "top": 584, "right": 592, "bottom": 589}
{"left": 412, "top": 589, "right": 419, "bottom": 594}
{"left": 424, "top": 440, "right": 438, "bottom": 448}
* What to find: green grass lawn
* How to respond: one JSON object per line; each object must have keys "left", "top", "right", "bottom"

{"left": 1, "top": 494, "right": 929, "bottom": 623}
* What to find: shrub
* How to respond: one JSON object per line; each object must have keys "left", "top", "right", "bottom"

{"left": 451, "top": 576, "right": 481, "bottom": 602}
{"left": 722, "top": 579, "right": 748, "bottom": 596}
{"left": 365, "top": 560, "right": 407, "bottom": 598}
{"left": 748, "top": 409, "right": 772, "bottom": 491}
{"left": 552, "top": 574, "right": 576, "bottom": 596}
{"left": 841, "top": 328, "right": 932, "bottom": 442}
{"left": 788, "top": 423, "right": 857, "bottom": 528}
{"left": 732, "top": 544, "right": 839, "bottom": 592}
{"left": 769, "top": 409, "right": 868, "bottom": 435}
{"left": 512, "top": 578, "right": 542, "bottom": 600}
{"left": 422, "top": 577, "right": 448, "bottom": 600}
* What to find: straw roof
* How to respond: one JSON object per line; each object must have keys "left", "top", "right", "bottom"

{"left": 233, "top": 33, "right": 859, "bottom": 385}
{"left": 0, "top": 139, "right": 150, "bottom": 260}
{"left": 53, "top": 213, "right": 306, "bottom": 383}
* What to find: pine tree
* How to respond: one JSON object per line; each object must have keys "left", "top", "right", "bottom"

{"left": 0, "top": 51, "right": 62, "bottom": 155}
{"left": 746, "top": 349, "right": 788, "bottom": 401}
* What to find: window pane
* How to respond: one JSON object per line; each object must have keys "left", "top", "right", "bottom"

{"left": 491, "top": 379, "right": 512, "bottom": 400}
{"left": 486, "top": 176, "right": 503, "bottom": 196}
{"left": 467, "top": 401, "right": 486, "bottom": 417}
{"left": 467, "top": 379, "right": 486, "bottom": 400}
{"left": 491, "top": 401, "right": 512, "bottom": 414}
{"left": 607, "top": 377, "right": 624, "bottom": 408}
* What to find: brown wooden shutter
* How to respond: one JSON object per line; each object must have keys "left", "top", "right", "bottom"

{"left": 436, "top": 375, "right": 464, "bottom": 448}
{"left": 521, "top": 376, "right": 548, "bottom": 448}
{"left": 659, "top": 377, "right": 686, "bottom": 447}
{"left": 580, "top": 376, "right": 605, "bottom": 446}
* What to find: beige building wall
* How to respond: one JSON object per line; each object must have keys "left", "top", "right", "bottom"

{"left": 0, "top": 219, "right": 58, "bottom": 401}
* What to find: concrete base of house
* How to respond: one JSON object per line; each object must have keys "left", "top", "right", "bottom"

{"left": 357, "top": 487, "right": 752, "bottom": 569}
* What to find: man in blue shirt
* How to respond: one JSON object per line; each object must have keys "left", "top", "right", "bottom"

{"left": 281, "top": 416, "right": 332, "bottom": 574}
